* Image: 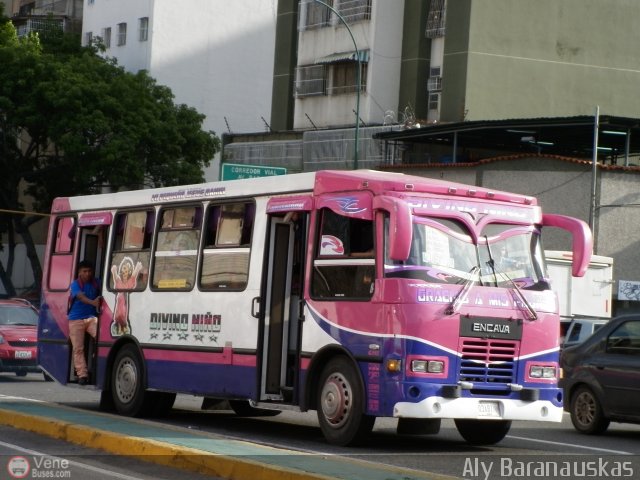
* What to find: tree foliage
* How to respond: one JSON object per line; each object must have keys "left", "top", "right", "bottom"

{"left": 0, "top": 13, "right": 220, "bottom": 294}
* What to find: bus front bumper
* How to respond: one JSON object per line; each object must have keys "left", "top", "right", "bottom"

{"left": 393, "top": 396, "right": 563, "bottom": 422}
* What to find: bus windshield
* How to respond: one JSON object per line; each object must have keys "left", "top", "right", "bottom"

{"left": 385, "top": 218, "right": 546, "bottom": 290}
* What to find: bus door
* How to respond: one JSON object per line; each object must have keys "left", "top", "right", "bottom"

{"left": 72, "top": 212, "right": 111, "bottom": 383}
{"left": 260, "top": 208, "right": 308, "bottom": 403}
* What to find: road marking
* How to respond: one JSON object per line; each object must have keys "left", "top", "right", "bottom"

{"left": 0, "top": 439, "right": 145, "bottom": 479}
{"left": 0, "top": 394, "right": 44, "bottom": 402}
{"left": 506, "top": 435, "right": 633, "bottom": 455}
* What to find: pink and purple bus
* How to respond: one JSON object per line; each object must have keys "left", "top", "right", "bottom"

{"left": 37, "top": 169, "right": 592, "bottom": 445}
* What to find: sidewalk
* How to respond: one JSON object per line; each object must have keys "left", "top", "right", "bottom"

{"left": 0, "top": 397, "right": 453, "bottom": 480}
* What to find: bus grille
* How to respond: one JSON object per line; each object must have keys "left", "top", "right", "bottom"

{"left": 459, "top": 338, "right": 518, "bottom": 385}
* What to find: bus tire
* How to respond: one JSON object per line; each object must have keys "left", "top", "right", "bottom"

{"left": 454, "top": 419, "right": 511, "bottom": 445}
{"left": 229, "top": 400, "right": 281, "bottom": 417}
{"left": 316, "top": 357, "right": 374, "bottom": 446}
{"left": 111, "top": 344, "right": 146, "bottom": 417}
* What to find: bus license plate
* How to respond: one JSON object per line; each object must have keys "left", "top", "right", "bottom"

{"left": 478, "top": 401, "right": 501, "bottom": 417}
{"left": 14, "top": 351, "right": 32, "bottom": 359}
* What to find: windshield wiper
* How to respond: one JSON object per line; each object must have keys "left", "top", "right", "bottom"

{"left": 498, "top": 270, "right": 538, "bottom": 320}
{"left": 446, "top": 266, "right": 479, "bottom": 315}
{"left": 484, "top": 238, "right": 537, "bottom": 320}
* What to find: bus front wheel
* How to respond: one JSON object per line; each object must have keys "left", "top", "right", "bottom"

{"left": 454, "top": 419, "right": 511, "bottom": 445}
{"left": 111, "top": 344, "right": 146, "bottom": 417}
{"left": 316, "top": 357, "right": 374, "bottom": 446}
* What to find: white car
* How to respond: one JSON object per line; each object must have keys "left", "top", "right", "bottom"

{"left": 560, "top": 317, "right": 609, "bottom": 349}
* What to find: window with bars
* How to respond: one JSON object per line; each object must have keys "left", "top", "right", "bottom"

{"left": 337, "top": 0, "right": 372, "bottom": 23}
{"left": 301, "top": 0, "right": 332, "bottom": 30}
{"left": 428, "top": 92, "right": 441, "bottom": 111}
{"left": 102, "top": 27, "right": 111, "bottom": 48}
{"left": 426, "top": 0, "right": 446, "bottom": 38}
{"left": 117, "top": 22, "right": 127, "bottom": 46}
{"left": 330, "top": 62, "right": 367, "bottom": 95}
{"left": 139, "top": 17, "right": 149, "bottom": 42}
{"left": 84, "top": 31, "right": 92, "bottom": 46}
{"left": 428, "top": 67, "right": 442, "bottom": 92}
{"left": 295, "top": 65, "right": 327, "bottom": 97}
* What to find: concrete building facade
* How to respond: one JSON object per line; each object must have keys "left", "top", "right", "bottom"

{"left": 82, "top": 0, "right": 279, "bottom": 181}
{"left": 270, "top": 0, "right": 640, "bottom": 131}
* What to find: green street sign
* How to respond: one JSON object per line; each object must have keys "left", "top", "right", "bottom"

{"left": 221, "top": 163, "right": 287, "bottom": 180}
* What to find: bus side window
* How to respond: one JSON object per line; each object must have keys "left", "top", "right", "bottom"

{"left": 109, "top": 210, "right": 153, "bottom": 292}
{"left": 200, "top": 202, "right": 253, "bottom": 290}
{"left": 311, "top": 208, "right": 374, "bottom": 300}
{"left": 48, "top": 216, "right": 76, "bottom": 290}
{"left": 152, "top": 205, "right": 201, "bottom": 290}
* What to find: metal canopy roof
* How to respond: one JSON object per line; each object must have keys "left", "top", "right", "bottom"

{"left": 374, "top": 116, "right": 640, "bottom": 163}
{"left": 314, "top": 49, "right": 370, "bottom": 64}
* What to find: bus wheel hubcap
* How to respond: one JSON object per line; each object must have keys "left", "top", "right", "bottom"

{"left": 321, "top": 373, "right": 351, "bottom": 428}
{"left": 116, "top": 358, "right": 137, "bottom": 403}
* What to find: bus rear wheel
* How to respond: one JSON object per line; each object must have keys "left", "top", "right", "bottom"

{"left": 316, "top": 357, "right": 374, "bottom": 446}
{"left": 111, "top": 344, "right": 146, "bottom": 417}
{"left": 454, "top": 419, "right": 511, "bottom": 445}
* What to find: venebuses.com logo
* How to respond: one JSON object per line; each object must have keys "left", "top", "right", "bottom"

{"left": 6, "top": 455, "right": 71, "bottom": 478}
{"left": 6, "top": 456, "right": 30, "bottom": 479}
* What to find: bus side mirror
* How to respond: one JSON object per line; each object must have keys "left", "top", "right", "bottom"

{"left": 373, "top": 196, "right": 412, "bottom": 261}
{"left": 542, "top": 214, "right": 593, "bottom": 277}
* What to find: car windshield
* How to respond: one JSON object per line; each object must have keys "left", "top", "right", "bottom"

{"left": 385, "top": 218, "right": 546, "bottom": 290}
{"left": 0, "top": 305, "right": 38, "bottom": 326}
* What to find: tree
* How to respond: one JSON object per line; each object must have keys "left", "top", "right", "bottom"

{"left": 0, "top": 14, "right": 220, "bottom": 296}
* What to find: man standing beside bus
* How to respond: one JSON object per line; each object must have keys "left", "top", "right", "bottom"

{"left": 68, "top": 260, "right": 101, "bottom": 385}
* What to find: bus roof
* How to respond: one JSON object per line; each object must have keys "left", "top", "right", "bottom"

{"left": 51, "top": 169, "right": 537, "bottom": 213}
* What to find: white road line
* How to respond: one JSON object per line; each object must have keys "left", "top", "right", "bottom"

{"left": 506, "top": 435, "right": 633, "bottom": 455}
{"left": 0, "top": 394, "right": 43, "bottom": 402}
{"left": 0, "top": 439, "right": 145, "bottom": 479}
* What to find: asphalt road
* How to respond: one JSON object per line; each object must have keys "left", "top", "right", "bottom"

{"left": 0, "top": 424, "right": 219, "bottom": 480}
{"left": 1, "top": 372, "right": 640, "bottom": 479}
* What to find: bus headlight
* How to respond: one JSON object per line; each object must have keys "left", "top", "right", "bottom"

{"left": 411, "top": 359, "right": 444, "bottom": 374}
{"left": 529, "top": 365, "right": 557, "bottom": 379}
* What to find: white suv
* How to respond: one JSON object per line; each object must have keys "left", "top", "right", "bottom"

{"left": 560, "top": 317, "right": 609, "bottom": 349}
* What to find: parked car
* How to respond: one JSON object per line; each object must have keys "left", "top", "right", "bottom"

{"left": 560, "top": 314, "right": 640, "bottom": 434}
{"left": 0, "top": 298, "right": 42, "bottom": 377}
{"left": 560, "top": 317, "right": 609, "bottom": 349}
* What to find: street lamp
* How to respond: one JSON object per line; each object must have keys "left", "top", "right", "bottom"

{"left": 313, "top": 0, "right": 361, "bottom": 169}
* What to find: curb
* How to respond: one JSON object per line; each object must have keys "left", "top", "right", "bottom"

{"left": 0, "top": 408, "right": 334, "bottom": 480}
{"left": 0, "top": 403, "right": 457, "bottom": 480}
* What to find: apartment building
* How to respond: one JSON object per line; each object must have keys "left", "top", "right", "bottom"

{"left": 6, "top": 0, "right": 83, "bottom": 35}
{"left": 271, "top": 0, "right": 640, "bottom": 131}
{"left": 82, "top": 0, "right": 278, "bottom": 181}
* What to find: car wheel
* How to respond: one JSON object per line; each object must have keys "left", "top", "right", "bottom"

{"left": 570, "top": 385, "right": 610, "bottom": 434}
